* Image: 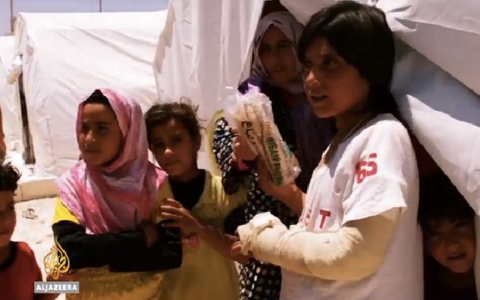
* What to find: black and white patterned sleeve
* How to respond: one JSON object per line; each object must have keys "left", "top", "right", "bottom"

{"left": 212, "top": 117, "right": 248, "bottom": 195}
{"left": 212, "top": 117, "right": 234, "bottom": 170}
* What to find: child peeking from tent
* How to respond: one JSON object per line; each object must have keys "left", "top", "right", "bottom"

{"left": 0, "top": 160, "right": 58, "bottom": 300}
{"left": 144, "top": 101, "right": 247, "bottom": 300}
{"left": 420, "top": 174, "right": 477, "bottom": 300}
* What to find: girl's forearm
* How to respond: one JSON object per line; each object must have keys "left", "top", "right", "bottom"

{"left": 240, "top": 210, "right": 400, "bottom": 281}
{"left": 197, "top": 224, "right": 238, "bottom": 259}
{"left": 274, "top": 184, "right": 305, "bottom": 216}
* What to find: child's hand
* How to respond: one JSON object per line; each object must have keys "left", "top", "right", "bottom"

{"left": 256, "top": 158, "right": 291, "bottom": 199}
{"left": 231, "top": 127, "right": 257, "bottom": 163}
{"left": 257, "top": 158, "right": 299, "bottom": 203}
{"left": 256, "top": 158, "right": 275, "bottom": 195}
{"left": 231, "top": 241, "right": 253, "bottom": 264}
{"left": 182, "top": 232, "right": 200, "bottom": 249}
{"left": 159, "top": 198, "right": 201, "bottom": 232}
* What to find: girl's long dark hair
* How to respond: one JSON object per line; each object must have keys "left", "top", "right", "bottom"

{"left": 297, "top": 1, "right": 442, "bottom": 192}
{"left": 297, "top": 1, "right": 401, "bottom": 120}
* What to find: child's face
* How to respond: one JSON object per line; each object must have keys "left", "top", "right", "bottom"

{"left": 426, "top": 218, "right": 476, "bottom": 273}
{"left": 302, "top": 37, "right": 370, "bottom": 119}
{"left": 0, "top": 192, "right": 16, "bottom": 248}
{"left": 148, "top": 119, "right": 200, "bottom": 179}
{"left": 78, "top": 103, "right": 123, "bottom": 167}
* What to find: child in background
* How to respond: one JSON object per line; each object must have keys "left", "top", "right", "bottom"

{"left": 144, "top": 102, "right": 246, "bottom": 300}
{"left": 0, "top": 161, "right": 57, "bottom": 300}
{"left": 419, "top": 174, "right": 477, "bottom": 300}
{"left": 52, "top": 89, "right": 182, "bottom": 300}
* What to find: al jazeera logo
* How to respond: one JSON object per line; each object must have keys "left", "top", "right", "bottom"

{"left": 34, "top": 238, "right": 79, "bottom": 294}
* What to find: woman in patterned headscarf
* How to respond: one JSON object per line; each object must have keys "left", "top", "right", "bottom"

{"left": 211, "top": 11, "right": 331, "bottom": 300}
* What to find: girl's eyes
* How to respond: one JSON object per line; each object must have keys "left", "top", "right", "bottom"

{"left": 302, "top": 59, "right": 338, "bottom": 74}
{"left": 324, "top": 59, "right": 336, "bottom": 66}
{"left": 151, "top": 141, "right": 164, "bottom": 150}
{"left": 97, "top": 126, "right": 109, "bottom": 134}
{"left": 150, "top": 137, "right": 184, "bottom": 152}
{"left": 278, "top": 42, "right": 292, "bottom": 49}
{"left": 427, "top": 222, "right": 472, "bottom": 244}
{"left": 302, "top": 62, "right": 312, "bottom": 72}
{"left": 172, "top": 136, "right": 183, "bottom": 144}
{"left": 454, "top": 221, "right": 471, "bottom": 231}
{"left": 258, "top": 46, "right": 270, "bottom": 54}
{"left": 320, "top": 57, "right": 339, "bottom": 70}
{"left": 80, "top": 125, "right": 109, "bottom": 135}
{"left": 259, "top": 42, "right": 291, "bottom": 54}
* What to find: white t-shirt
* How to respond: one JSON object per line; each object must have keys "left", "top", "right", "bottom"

{"left": 280, "top": 113, "right": 423, "bottom": 300}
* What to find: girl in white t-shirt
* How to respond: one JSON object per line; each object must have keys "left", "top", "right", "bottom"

{"left": 233, "top": 2, "right": 423, "bottom": 300}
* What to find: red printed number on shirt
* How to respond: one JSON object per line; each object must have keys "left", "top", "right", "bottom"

{"left": 355, "top": 153, "right": 378, "bottom": 184}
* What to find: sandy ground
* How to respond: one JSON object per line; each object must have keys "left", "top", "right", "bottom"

{"left": 12, "top": 197, "right": 66, "bottom": 300}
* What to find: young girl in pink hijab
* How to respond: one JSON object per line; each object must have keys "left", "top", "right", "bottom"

{"left": 51, "top": 89, "right": 182, "bottom": 300}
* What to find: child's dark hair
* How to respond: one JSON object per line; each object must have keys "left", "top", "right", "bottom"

{"left": 144, "top": 100, "right": 202, "bottom": 142}
{"left": 0, "top": 160, "right": 21, "bottom": 192}
{"left": 418, "top": 173, "right": 474, "bottom": 233}
{"left": 83, "top": 89, "right": 112, "bottom": 108}
{"left": 298, "top": 1, "right": 399, "bottom": 117}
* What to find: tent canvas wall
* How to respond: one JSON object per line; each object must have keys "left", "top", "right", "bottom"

{"left": 14, "top": 11, "right": 167, "bottom": 177}
{"left": 154, "top": 0, "right": 480, "bottom": 289}
{"left": 0, "top": 36, "right": 22, "bottom": 151}
{"left": 154, "top": 0, "right": 265, "bottom": 169}
{"left": 282, "top": 0, "right": 480, "bottom": 96}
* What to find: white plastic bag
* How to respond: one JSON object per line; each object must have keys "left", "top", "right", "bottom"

{"left": 224, "top": 87, "right": 301, "bottom": 185}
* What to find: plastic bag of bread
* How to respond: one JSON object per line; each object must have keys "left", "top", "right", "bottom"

{"left": 224, "top": 87, "right": 301, "bottom": 185}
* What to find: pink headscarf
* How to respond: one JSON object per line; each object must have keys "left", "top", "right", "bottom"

{"left": 56, "top": 88, "right": 166, "bottom": 234}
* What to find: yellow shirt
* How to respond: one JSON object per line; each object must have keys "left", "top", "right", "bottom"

{"left": 52, "top": 200, "right": 164, "bottom": 300}
{"left": 154, "top": 171, "right": 245, "bottom": 300}
{"left": 52, "top": 171, "right": 246, "bottom": 300}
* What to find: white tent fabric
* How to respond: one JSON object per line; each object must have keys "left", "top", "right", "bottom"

{"left": 281, "top": 0, "right": 480, "bottom": 96}
{"left": 0, "top": 36, "right": 22, "bottom": 151}
{"left": 392, "top": 41, "right": 480, "bottom": 215}
{"left": 14, "top": 11, "right": 167, "bottom": 177}
{"left": 153, "top": 0, "right": 265, "bottom": 169}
